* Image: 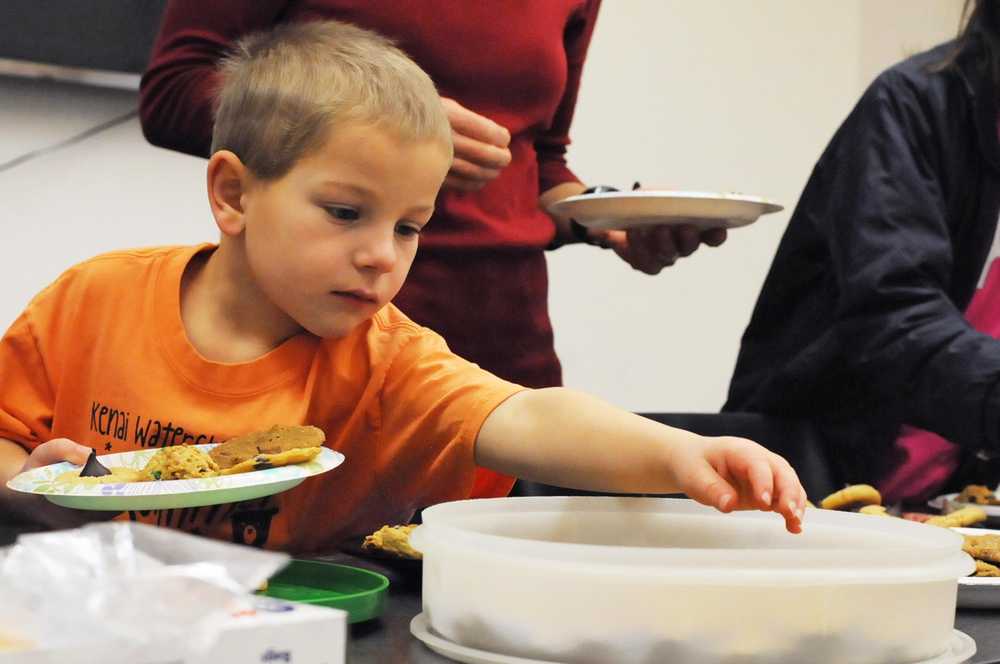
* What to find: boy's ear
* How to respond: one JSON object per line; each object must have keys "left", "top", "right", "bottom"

{"left": 207, "top": 151, "right": 251, "bottom": 236}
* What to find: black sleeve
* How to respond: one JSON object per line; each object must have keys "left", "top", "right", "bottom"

{"left": 823, "top": 71, "right": 1000, "bottom": 455}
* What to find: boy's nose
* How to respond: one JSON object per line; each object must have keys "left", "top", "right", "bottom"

{"left": 354, "top": 227, "right": 398, "bottom": 273}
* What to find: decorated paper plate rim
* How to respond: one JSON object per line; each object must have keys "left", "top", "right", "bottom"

{"left": 930, "top": 492, "right": 1000, "bottom": 517}
{"left": 7, "top": 443, "right": 344, "bottom": 497}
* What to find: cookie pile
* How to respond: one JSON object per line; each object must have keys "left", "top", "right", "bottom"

{"left": 818, "top": 483, "right": 994, "bottom": 576}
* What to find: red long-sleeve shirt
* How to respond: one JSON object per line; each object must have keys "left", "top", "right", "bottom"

{"left": 139, "top": 0, "right": 601, "bottom": 251}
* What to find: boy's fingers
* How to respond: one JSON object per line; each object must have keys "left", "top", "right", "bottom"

{"left": 719, "top": 443, "right": 773, "bottom": 510}
{"left": 783, "top": 510, "right": 803, "bottom": 534}
{"left": 685, "top": 460, "right": 738, "bottom": 513}
{"left": 774, "top": 458, "right": 805, "bottom": 512}
{"left": 770, "top": 457, "right": 806, "bottom": 533}
{"left": 23, "top": 438, "right": 91, "bottom": 471}
{"left": 744, "top": 458, "right": 774, "bottom": 510}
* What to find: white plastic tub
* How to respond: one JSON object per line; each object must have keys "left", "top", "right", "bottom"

{"left": 410, "top": 497, "right": 973, "bottom": 664}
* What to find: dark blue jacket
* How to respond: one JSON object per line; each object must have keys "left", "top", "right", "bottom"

{"left": 725, "top": 41, "right": 1000, "bottom": 486}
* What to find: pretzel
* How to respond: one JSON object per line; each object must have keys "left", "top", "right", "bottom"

{"left": 820, "top": 484, "right": 882, "bottom": 511}
{"left": 926, "top": 506, "right": 988, "bottom": 528}
{"left": 858, "top": 504, "right": 891, "bottom": 517}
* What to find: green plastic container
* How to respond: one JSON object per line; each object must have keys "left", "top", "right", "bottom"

{"left": 260, "top": 559, "right": 389, "bottom": 623}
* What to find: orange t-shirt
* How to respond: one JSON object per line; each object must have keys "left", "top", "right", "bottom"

{"left": 0, "top": 245, "right": 524, "bottom": 553}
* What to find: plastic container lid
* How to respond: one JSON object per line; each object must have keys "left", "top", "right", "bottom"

{"left": 259, "top": 559, "right": 388, "bottom": 623}
{"left": 412, "top": 496, "right": 973, "bottom": 584}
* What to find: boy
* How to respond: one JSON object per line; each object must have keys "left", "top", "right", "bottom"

{"left": 0, "top": 21, "right": 804, "bottom": 553}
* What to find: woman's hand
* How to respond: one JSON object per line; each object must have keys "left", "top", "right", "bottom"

{"left": 670, "top": 435, "right": 807, "bottom": 533}
{"left": 441, "top": 97, "right": 512, "bottom": 192}
{"left": 544, "top": 182, "right": 729, "bottom": 270}
{"left": 600, "top": 225, "right": 728, "bottom": 275}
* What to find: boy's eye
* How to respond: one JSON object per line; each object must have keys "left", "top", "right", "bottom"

{"left": 396, "top": 223, "right": 423, "bottom": 238}
{"left": 323, "top": 205, "right": 360, "bottom": 221}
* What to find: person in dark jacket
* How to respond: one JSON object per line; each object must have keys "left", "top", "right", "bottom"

{"left": 725, "top": 0, "right": 1000, "bottom": 504}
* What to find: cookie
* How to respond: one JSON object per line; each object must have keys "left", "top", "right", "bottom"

{"left": 974, "top": 559, "right": 1000, "bottom": 577}
{"left": 820, "top": 484, "right": 882, "bottom": 511}
{"left": 218, "top": 446, "right": 322, "bottom": 476}
{"left": 362, "top": 524, "right": 422, "bottom": 560}
{"left": 957, "top": 484, "right": 1000, "bottom": 506}
{"left": 210, "top": 425, "right": 325, "bottom": 470}
{"left": 962, "top": 533, "right": 1000, "bottom": 565}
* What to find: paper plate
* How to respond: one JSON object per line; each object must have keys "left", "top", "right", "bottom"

{"left": 548, "top": 190, "right": 783, "bottom": 232}
{"left": 6, "top": 444, "right": 344, "bottom": 511}
{"left": 954, "top": 527, "right": 1000, "bottom": 609}
{"left": 929, "top": 492, "right": 1000, "bottom": 526}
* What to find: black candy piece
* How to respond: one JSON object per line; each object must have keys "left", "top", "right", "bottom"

{"left": 79, "top": 448, "right": 112, "bottom": 477}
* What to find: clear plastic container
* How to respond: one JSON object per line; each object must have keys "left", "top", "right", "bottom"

{"left": 410, "top": 497, "right": 973, "bottom": 664}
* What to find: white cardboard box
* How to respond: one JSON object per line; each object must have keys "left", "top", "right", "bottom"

{"left": 184, "top": 596, "right": 347, "bottom": 664}
{"left": 2, "top": 596, "right": 347, "bottom": 664}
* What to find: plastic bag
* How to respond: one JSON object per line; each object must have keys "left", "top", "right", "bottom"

{"left": 0, "top": 522, "right": 289, "bottom": 664}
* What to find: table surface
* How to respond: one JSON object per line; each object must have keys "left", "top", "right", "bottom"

{"left": 2, "top": 525, "right": 998, "bottom": 663}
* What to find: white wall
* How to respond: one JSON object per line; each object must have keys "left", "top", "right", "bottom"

{"left": 548, "top": 0, "right": 964, "bottom": 411}
{"left": 0, "top": 1, "right": 963, "bottom": 411}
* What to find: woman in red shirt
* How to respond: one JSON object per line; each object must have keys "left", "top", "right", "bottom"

{"left": 139, "top": 1, "right": 725, "bottom": 498}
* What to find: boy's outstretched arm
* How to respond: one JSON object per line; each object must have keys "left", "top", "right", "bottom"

{"left": 476, "top": 388, "right": 806, "bottom": 533}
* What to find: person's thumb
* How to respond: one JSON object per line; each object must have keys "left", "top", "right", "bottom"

{"left": 23, "top": 438, "right": 92, "bottom": 471}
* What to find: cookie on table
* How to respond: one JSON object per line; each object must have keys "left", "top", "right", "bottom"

{"left": 820, "top": 484, "right": 882, "bottom": 511}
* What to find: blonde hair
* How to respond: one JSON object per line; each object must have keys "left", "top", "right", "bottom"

{"left": 211, "top": 20, "right": 452, "bottom": 179}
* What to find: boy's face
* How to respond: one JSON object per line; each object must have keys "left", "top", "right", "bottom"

{"left": 239, "top": 123, "right": 451, "bottom": 339}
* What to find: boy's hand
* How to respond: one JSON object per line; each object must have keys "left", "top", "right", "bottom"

{"left": 11, "top": 438, "right": 120, "bottom": 529}
{"left": 672, "top": 436, "right": 807, "bottom": 534}
{"left": 19, "top": 438, "right": 92, "bottom": 472}
{"left": 441, "top": 97, "right": 512, "bottom": 192}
